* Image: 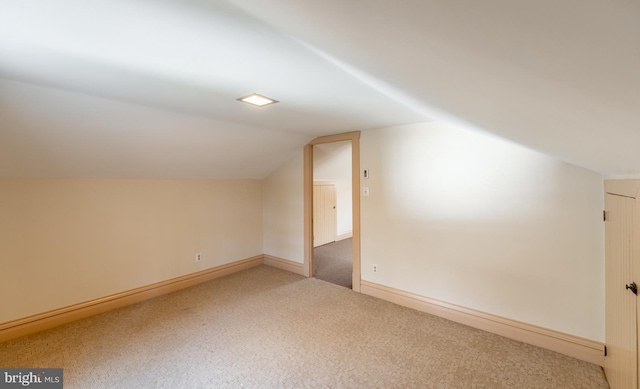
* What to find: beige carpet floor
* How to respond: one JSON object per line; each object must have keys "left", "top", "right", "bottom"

{"left": 0, "top": 265, "right": 609, "bottom": 388}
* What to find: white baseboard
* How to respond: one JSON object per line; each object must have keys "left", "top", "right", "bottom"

{"left": 336, "top": 232, "right": 353, "bottom": 241}
{"left": 0, "top": 255, "right": 263, "bottom": 343}
{"left": 360, "top": 280, "right": 604, "bottom": 366}
{"left": 263, "top": 254, "right": 306, "bottom": 276}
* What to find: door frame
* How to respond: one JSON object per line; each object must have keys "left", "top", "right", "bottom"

{"left": 304, "top": 131, "right": 361, "bottom": 292}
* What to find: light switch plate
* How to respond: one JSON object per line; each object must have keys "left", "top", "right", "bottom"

{"left": 363, "top": 187, "right": 370, "bottom": 197}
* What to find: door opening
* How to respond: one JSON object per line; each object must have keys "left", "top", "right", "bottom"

{"left": 304, "top": 132, "right": 361, "bottom": 292}
{"left": 312, "top": 141, "right": 352, "bottom": 288}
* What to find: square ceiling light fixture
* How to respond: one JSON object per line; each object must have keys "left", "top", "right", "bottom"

{"left": 237, "top": 93, "right": 279, "bottom": 107}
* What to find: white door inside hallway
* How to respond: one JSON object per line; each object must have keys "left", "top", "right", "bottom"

{"left": 313, "top": 183, "right": 337, "bottom": 247}
{"left": 605, "top": 193, "right": 637, "bottom": 389}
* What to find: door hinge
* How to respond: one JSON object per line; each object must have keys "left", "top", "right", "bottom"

{"left": 604, "top": 345, "right": 607, "bottom": 357}
{"left": 603, "top": 210, "right": 606, "bottom": 221}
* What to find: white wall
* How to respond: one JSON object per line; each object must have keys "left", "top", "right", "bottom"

{"left": 263, "top": 149, "right": 304, "bottom": 263}
{"left": 0, "top": 179, "right": 263, "bottom": 323}
{"left": 360, "top": 122, "right": 604, "bottom": 341}
{"left": 314, "top": 141, "right": 352, "bottom": 236}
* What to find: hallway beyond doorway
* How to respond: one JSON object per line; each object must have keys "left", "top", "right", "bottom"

{"left": 313, "top": 238, "right": 352, "bottom": 288}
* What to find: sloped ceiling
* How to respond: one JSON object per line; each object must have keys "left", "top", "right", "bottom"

{"left": 231, "top": 0, "right": 640, "bottom": 176}
{"left": 1, "top": 0, "right": 638, "bottom": 178}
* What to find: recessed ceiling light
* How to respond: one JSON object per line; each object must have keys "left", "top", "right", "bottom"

{"left": 237, "top": 93, "right": 279, "bottom": 107}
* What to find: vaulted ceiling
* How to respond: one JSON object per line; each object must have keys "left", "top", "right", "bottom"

{"left": 1, "top": 0, "right": 638, "bottom": 178}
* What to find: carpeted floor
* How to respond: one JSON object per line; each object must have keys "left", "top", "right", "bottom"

{"left": 314, "top": 238, "right": 352, "bottom": 288}
{"left": 0, "top": 265, "right": 608, "bottom": 388}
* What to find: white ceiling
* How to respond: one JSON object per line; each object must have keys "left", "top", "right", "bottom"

{"left": 1, "top": 0, "right": 638, "bottom": 178}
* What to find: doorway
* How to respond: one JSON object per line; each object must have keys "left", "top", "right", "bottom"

{"left": 303, "top": 132, "right": 361, "bottom": 292}
{"left": 312, "top": 141, "right": 353, "bottom": 288}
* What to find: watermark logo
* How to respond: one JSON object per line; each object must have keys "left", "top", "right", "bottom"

{"left": 0, "top": 369, "right": 62, "bottom": 388}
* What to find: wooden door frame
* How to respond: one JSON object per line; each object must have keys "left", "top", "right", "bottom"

{"left": 304, "top": 131, "right": 361, "bottom": 292}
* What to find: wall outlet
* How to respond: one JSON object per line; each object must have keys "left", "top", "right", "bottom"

{"left": 373, "top": 264, "right": 378, "bottom": 273}
{"left": 195, "top": 253, "right": 202, "bottom": 262}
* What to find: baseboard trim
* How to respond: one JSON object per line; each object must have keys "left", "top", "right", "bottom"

{"left": 0, "top": 255, "right": 263, "bottom": 343}
{"left": 336, "top": 232, "right": 353, "bottom": 241}
{"left": 360, "top": 280, "right": 604, "bottom": 366}
{"left": 263, "top": 254, "right": 306, "bottom": 276}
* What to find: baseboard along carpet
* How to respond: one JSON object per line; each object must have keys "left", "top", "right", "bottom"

{"left": 0, "top": 266, "right": 608, "bottom": 388}
{"left": 313, "top": 237, "right": 352, "bottom": 289}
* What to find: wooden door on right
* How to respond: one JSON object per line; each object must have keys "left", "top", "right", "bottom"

{"left": 605, "top": 192, "right": 637, "bottom": 389}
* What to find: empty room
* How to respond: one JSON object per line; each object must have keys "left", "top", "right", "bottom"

{"left": 1, "top": 1, "right": 638, "bottom": 388}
